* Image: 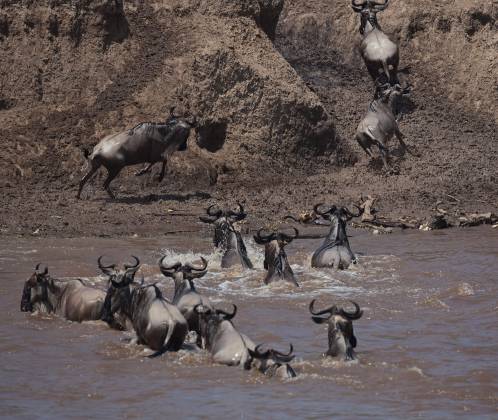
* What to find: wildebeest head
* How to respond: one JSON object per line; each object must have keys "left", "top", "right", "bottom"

{"left": 99, "top": 256, "right": 140, "bottom": 324}
{"left": 309, "top": 299, "right": 363, "bottom": 361}
{"left": 248, "top": 343, "right": 297, "bottom": 378}
{"left": 253, "top": 227, "right": 299, "bottom": 286}
{"left": 351, "top": 0, "right": 389, "bottom": 35}
{"left": 159, "top": 257, "right": 208, "bottom": 297}
{"left": 20, "top": 263, "right": 51, "bottom": 312}
{"left": 199, "top": 203, "right": 247, "bottom": 249}
{"left": 314, "top": 204, "right": 363, "bottom": 242}
{"left": 194, "top": 304, "right": 237, "bottom": 349}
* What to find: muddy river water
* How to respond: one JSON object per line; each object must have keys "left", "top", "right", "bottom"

{"left": 1, "top": 227, "right": 497, "bottom": 418}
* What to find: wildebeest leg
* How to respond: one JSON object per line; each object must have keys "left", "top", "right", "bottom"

{"left": 396, "top": 128, "right": 420, "bottom": 157}
{"left": 394, "top": 127, "right": 407, "bottom": 154}
{"left": 379, "top": 145, "right": 390, "bottom": 170}
{"left": 103, "top": 167, "right": 121, "bottom": 199}
{"left": 157, "top": 158, "right": 167, "bottom": 182}
{"left": 77, "top": 161, "right": 100, "bottom": 199}
{"left": 135, "top": 163, "right": 154, "bottom": 177}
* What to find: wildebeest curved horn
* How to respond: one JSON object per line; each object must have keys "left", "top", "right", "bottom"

{"left": 272, "top": 344, "right": 295, "bottom": 363}
{"left": 340, "top": 301, "right": 363, "bottom": 320}
{"left": 35, "top": 263, "right": 48, "bottom": 275}
{"left": 199, "top": 215, "right": 217, "bottom": 224}
{"left": 228, "top": 202, "right": 246, "bottom": 221}
{"left": 206, "top": 205, "right": 222, "bottom": 218}
{"left": 280, "top": 227, "right": 299, "bottom": 242}
{"left": 159, "top": 257, "right": 182, "bottom": 277}
{"left": 124, "top": 256, "right": 140, "bottom": 270}
{"left": 371, "top": 0, "right": 389, "bottom": 11}
{"left": 351, "top": 0, "right": 366, "bottom": 12}
{"left": 216, "top": 304, "right": 237, "bottom": 320}
{"left": 254, "top": 228, "right": 276, "bottom": 244}
{"left": 184, "top": 257, "right": 208, "bottom": 279}
{"left": 309, "top": 299, "right": 338, "bottom": 316}
{"left": 98, "top": 256, "right": 116, "bottom": 274}
{"left": 184, "top": 257, "right": 208, "bottom": 271}
{"left": 314, "top": 203, "right": 335, "bottom": 216}
{"left": 343, "top": 205, "right": 364, "bottom": 219}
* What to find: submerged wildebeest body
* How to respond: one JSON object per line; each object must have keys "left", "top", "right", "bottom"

{"left": 100, "top": 256, "right": 188, "bottom": 355}
{"left": 159, "top": 257, "right": 213, "bottom": 345}
{"left": 311, "top": 204, "right": 363, "bottom": 270}
{"left": 195, "top": 304, "right": 254, "bottom": 367}
{"left": 352, "top": 0, "right": 399, "bottom": 85}
{"left": 200, "top": 204, "right": 253, "bottom": 269}
{"left": 309, "top": 299, "right": 363, "bottom": 361}
{"left": 20, "top": 264, "right": 105, "bottom": 322}
{"left": 356, "top": 83, "right": 413, "bottom": 169}
{"left": 77, "top": 109, "right": 195, "bottom": 199}
{"left": 253, "top": 228, "right": 299, "bottom": 286}
{"left": 248, "top": 344, "right": 297, "bottom": 379}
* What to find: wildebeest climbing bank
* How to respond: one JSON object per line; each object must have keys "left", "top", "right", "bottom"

{"left": 1, "top": 0, "right": 498, "bottom": 418}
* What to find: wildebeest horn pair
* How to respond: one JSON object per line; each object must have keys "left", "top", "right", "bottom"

{"left": 309, "top": 299, "right": 363, "bottom": 320}
{"left": 251, "top": 343, "right": 295, "bottom": 363}
{"left": 194, "top": 303, "right": 237, "bottom": 320}
{"left": 314, "top": 203, "right": 363, "bottom": 220}
{"left": 253, "top": 227, "right": 299, "bottom": 244}
{"left": 98, "top": 255, "right": 141, "bottom": 288}
{"left": 199, "top": 203, "right": 246, "bottom": 224}
{"left": 159, "top": 257, "right": 208, "bottom": 279}
{"left": 351, "top": 0, "right": 389, "bottom": 12}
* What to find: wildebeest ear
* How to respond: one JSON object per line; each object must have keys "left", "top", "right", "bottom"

{"left": 311, "top": 316, "right": 328, "bottom": 324}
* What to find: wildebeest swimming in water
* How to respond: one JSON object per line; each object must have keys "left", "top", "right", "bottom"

{"left": 309, "top": 299, "right": 363, "bottom": 361}
{"left": 248, "top": 343, "right": 297, "bottom": 379}
{"left": 351, "top": 0, "right": 399, "bottom": 85}
{"left": 311, "top": 204, "right": 363, "bottom": 270}
{"left": 199, "top": 203, "right": 253, "bottom": 269}
{"left": 253, "top": 227, "right": 299, "bottom": 287}
{"left": 77, "top": 108, "right": 196, "bottom": 199}
{"left": 195, "top": 304, "right": 255, "bottom": 367}
{"left": 99, "top": 256, "right": 188, "bottom": 356}
{"left": 159, "top": 256, "right": 213, "bottom": 346}
{"left": 20, "top": 263, "right": 106, "bottom": 323}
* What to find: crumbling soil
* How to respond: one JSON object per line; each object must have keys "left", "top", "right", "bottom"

{"left": 0, "top": 0, "right": 497, "bottom": 238}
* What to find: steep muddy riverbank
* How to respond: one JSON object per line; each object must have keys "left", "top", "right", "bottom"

{"left": 1, "top": 227, "right": 497, "bottom": 417}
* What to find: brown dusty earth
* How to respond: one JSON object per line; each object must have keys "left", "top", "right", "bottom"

{"left": 0, "top": 0, "right": 497, "bottom": 238}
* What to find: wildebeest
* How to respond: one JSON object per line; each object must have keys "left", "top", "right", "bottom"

{"left": 77, "top": 108, "right": 196, "bottom": 199}
{"left": 20, "top": 263, "right": 106, "bottom": 322}
{"left": 356, "top": 83, "right": 413, "bottom": 169}
{"left": 199, "top": 203, "right": 253, "bottom": 269}
{"left": 309, "top": 299, "right": 363, "bottom": 361}
{"left": 248, "top": 344, "right": 297, "bottom": 378}
{"left": 311, "top": 204, "right": 363, "bottom": 270}
{"left": 352, "top": 0, "right": 399, "bottom": 85}
{"left": 159, "top": 256, "right": 213, "bottom": 345}
{"left": 97, "top": 255, "right": 142, "bottom": 330}
{"left": 100, "top": 256, "right": 188, "bottom": 356}
{"left": 195, "top": 304, "right": 254, "bottom": 367}
{"left": 253, "top": 227, "right": 299, "bottom": 286}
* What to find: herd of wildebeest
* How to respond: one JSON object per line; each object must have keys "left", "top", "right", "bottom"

{"left": 21, "top": 201, "right": 364, "bottom": 378}
{"left": 22, "top": 1, "right": 414, "bottom": 378}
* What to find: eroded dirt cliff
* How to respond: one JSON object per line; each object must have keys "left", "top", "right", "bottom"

{"left": 0, "top": 0, "right": 496, "bottom": 237}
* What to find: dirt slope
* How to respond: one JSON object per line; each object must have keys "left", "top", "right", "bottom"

{"left": 0, "top": 0, "right": 496, "bottom": 237}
